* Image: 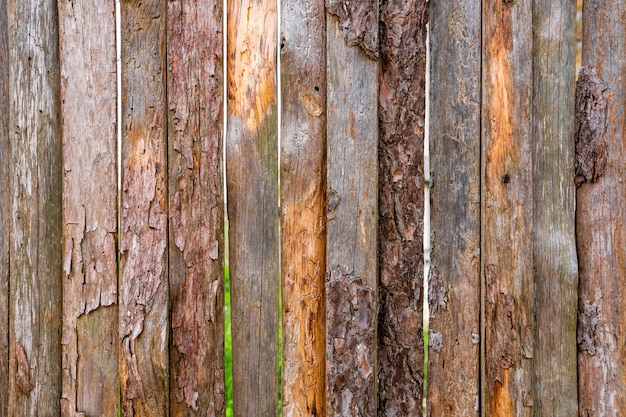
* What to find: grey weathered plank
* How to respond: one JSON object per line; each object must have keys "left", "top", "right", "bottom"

{"left": 58, "top": 1, "right": 119, "bottom": 415}
{"left": 7, "top": 0, "right": 63, "bottom": 414}
{"left": 377, "top": 0, "right": 427, "bottom": 415}
{"left": 325, "top": 2, "right": 378, "bottom": 414}
{"left": 280, "top": 0, "right": 326, "bottom": 415}
{"left": 531, "top": 0, "right": 578, "bottom": 415}
{"left": 119, "top": 0, "right": 169, "bottom": 415}
{"left": 481, "top": 0, "right": 534, "bottom": 415}
{"left": 428, "top": 0, "right": 481, "bottom": 415}
{"left": 167, "top": 0, "right": 225, "bottom": 415}
{"left": 226, "top": 0, "right": 279, "bottom": 415}
{"left": 577, "top": 2, "right": 626, "bottom": 415}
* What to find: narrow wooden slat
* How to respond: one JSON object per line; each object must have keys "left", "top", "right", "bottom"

{"left": 577, "top": 2, "right": 626, "bottom": 415}
{"left": 58, "top": 1, "right": 119, "bottom": 415}
{"left": 377, "top": 0, "right": 427, "bottom": 414}
{"left": 119, "top": 0, "right": 169, "bottom": 415}
{"left": 481, "top": 0, "right": 534, "bottom": 415}
{"left": 7, "top": 0, "right": 63, "bottom": 414}
{"left": 226, "top": 0, "right": 279, "bottom": 414}
{"left": 167, "top": 1, "right": 225, "bottom": 415}
{"left": 531, "top": 0, "right": 578, "bottom": 415}
{"left": 428, "top": 0, "right": 481, "bottom": 414}
{"left": 325, "top": 1, "right": 378, "bottom": 414}
{"left": 280, "top": 0, "right": 326, "bottom": 415}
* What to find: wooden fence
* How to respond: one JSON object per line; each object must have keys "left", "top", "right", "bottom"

{"left": 0, "top": 0, "right": 623, "bottom": 416}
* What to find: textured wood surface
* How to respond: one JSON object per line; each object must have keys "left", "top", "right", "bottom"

{"left": 481, "top": 1, "right": 534, "bottom": 416}
{"left": 167, "top": 1, "right": 225, "bottom": 415}
{"left": 577, "top": 2, "right": 626, "bottom": 415}
{"left": 7, "top": 0, "right": 63, "bottom": 414}
{"left": 119, "top": 0, "right": 169, "bottom": 415}
{"left": 325, "top": 5, "right": 378, "bottom": 415}
{"left": 377, "top": 0, "right": 427, "bottom": 415}
{"left": 428, "top": 0, "right": 481, "bottom": 415}
{"left": 531, "top": 1, "right": 578, "bottom": 415}
{"left": 226, "top": 0, "right": 279, "bottom": 414}
{"left": 58, "top": 1, "right": 119, "bottom": 415}
{"left": 280, "top": 0, "right": 326, "bottom": 416}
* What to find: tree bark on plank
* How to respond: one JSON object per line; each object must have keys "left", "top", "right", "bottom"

{"left": 481, "top": 0, "right": 534, "bottom": 415}
{"left": 167, "top": 1, "right": 225, "bottom": 415}
{"left": 280, "top": 0, "right": 327, "bottom": 416}
{"left": 226, "top": 0, "right": 279, "bottom": 415}
{"left": 119, "top": 0, "right": 169, "bottom": 415}
{"left": 531, "top": 1, "right": 578, "bottom": 415}
{"left": 325, "top": 1, "right": 379, "bottom": 415}
{"left": 7, "top": 0, "right": 63, "bottom": 414}
{"left": 377, "top": 0, "right": 428, "bottom": 415}
{"left": 577, "top": 2, "right": 626, "bottom": 416}
{"left": 428, "top": 1, "right": 481, "bottom": 415}
{"left": 58, "top": 1, "right": 119, "bottom": 415}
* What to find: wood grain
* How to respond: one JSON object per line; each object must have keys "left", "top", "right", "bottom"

{"left": 481, "top": 1, "right": 534, "bottom": 416}
{"left": 119, "top": 0, "right": 169, "bottom": 415}
{"left": 167, "top": 0, "right": 225, "bottom": 415}
{"left": 531, "top": 0, "right": 578, "bottom": 415}
{"left": 280, "top": 0, "right": 326, "bottom": 415}
{"left": 226, "top": 0, "right": 279, "bottom": 415}
{"left": 325, "top": 5, "right": 378, "bottom": 415}
{"left": 428, "top": 0, "right": 481, "bottom": 415}
{"left": 58, "top": 1, "right": 119, "bottom": 415}
{"left": 577, "top": 2, "right": 626, "bottom": 415}
{"left": 377, "top": 0, "right": 427, "bottom": 415}
{"left": 7, "top": 0, "right": 63, "bottom": 414}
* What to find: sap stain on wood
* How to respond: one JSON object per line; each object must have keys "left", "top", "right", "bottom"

{"left": 326, "top": 0, "right": 378, "bottom": 59}
{"left": 575, "top": 67, "right": 608, "bottom": 186}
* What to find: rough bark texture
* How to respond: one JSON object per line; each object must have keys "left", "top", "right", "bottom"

{"left": 167, "top": 1, "right": 225, "bottom": 415}
{"left": 428, "top": 0, "right": 481, "bottom": 415}
{"left": 120, "top": 0, "right": 169, "bottom": 415}
{"left": 531, "top": 0, "right": 578, "bottom": 415}
{"left": 280, "top": 0, "right": 326, "bottom": 416}
{"left": 226, "top": 0, "right": 279, "bottom": 414}
{"left": 7, "top": 0, "right": 63, "bottom": 414}
{"left": 577, "top": 2, "right": 626, "bottom": 415}
{"left": 58, "top": 1, "right": 119, "bottom": 415}
{"left": 326, "top": 7, "right": 378, "bottom": 416}
{"left": 481, "top": 0, "right": 534, "bottom": 415}
{"left": 326, "top": 0, "right": 377, "bottom": 59}
{"left": 377, "top": 0, "right": 427, "bottom": 415}
{"left": 0, "top": 1, "right": 9, "bottom": 414}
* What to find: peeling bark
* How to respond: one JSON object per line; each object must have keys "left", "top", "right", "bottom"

{"left": 326, "top": 0, "right": 378, "bottom": 59}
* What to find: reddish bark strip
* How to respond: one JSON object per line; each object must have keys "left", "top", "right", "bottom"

{"left": 377, "top": 0, "right": 428, "bottom": 415}
{"left": 481, "top": 0, "right": 534, "bottom": 415}
{"left": 58, "top": 1, "right": 119, "bottom": 415}
{"left": 577, "top": 2, "right": 626, "bottom": 415}
{"left": 325, "top": 2, "right": 378, "bottom": 414}
{"left": 226, "top": 0, "right": 279, "bottom": 414}
{"left": 7, "top": 0, "right": 63, "bottom": 414}
{"left": 531, "top": 0, "right": 578, "bottom": 415}
{"left": 280, "top": 0, "right": 327, "bottom": 415}
{"left": 167, "top": 1, "right": 225, "bottom": 415}
{"left": 119, "top": 0, "right": 169, "bottom": 415}
{"left": 428, "top": 0, "right": 481, "bottom": 415}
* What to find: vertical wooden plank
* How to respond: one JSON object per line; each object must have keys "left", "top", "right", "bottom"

{"left": 58, "top": 1, "right": 119, "bottom": 415}
{"left": 167, "top": 0, "right": 225, "bottom": 415}
{"left": 427, "top": 0, "right": 481, "bottom": 415}
{"left": 377, "top": 0, "right": 427, "bottom": 415}
{"left": 481, "top": 0, "right": 534, "bottom": 416}
{"left": 531, "top": 0, "right": 578, "bottom": 415}
{"left": 0, "top": 1, "right": 9, "bottom": 414}
{"left": 577, "top": 2, "right": 626, "bottom": 415}
{"left": 325, "top": 1, "right": 378, "bottom": 415}
{"left": 226, "top": 0, "right": 279, "bottom": 414}
{"left": 280, "top": 0, "right": 326, "bottom": 415}
{"left": 7, "top": 0, "right": 63, "bottom": 414}
{"left": 119, "top": 0, "right": 168, "bottom": 415}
